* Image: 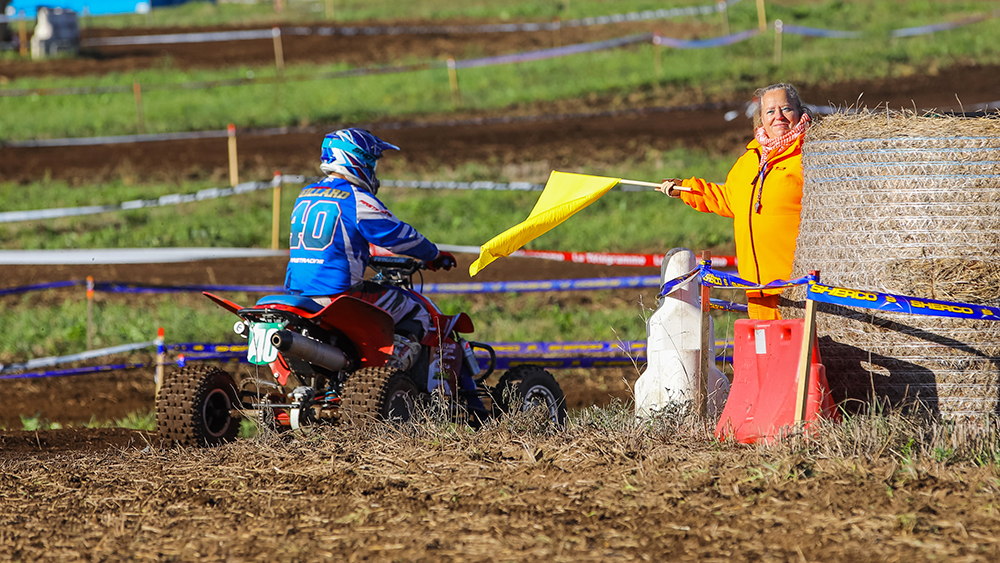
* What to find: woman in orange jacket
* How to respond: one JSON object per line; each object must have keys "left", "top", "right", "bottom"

{"left": 658, "top": 83, "right": 814, "bottom": 320}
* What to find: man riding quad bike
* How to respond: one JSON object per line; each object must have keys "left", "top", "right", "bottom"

{"left": 155, "top": 129, "right": 566, "bottom": 446}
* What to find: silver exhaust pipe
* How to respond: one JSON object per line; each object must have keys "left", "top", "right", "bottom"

{"left": 271, "top": 330, "right": 351, "bottom": 372}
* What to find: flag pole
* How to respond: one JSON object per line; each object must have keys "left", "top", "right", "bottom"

{"left": 618, "top": 179, "right": 692, "bottom": 192}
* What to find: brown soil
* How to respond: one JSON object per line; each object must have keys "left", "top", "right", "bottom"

{"left": 2, "top": 423, "right": 999, "bottom": 562}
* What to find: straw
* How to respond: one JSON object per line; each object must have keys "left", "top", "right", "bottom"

{"left": 780, "top": 108, "right": 1000, "bottom": 418}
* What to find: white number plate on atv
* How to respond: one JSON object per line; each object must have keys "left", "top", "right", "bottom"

{"left": 247, "top": 322, "right": 282, "bottom": 365}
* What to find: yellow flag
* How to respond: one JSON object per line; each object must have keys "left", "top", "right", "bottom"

{"left": 469, "top": 171, "right": 620, "bottom": 276}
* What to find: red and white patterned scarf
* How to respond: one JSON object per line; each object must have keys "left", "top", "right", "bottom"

{"left": 754, "top": 113, "right": 810, "bottom": 170}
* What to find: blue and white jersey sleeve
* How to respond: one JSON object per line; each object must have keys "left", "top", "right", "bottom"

{"left": 355, "top": 189, "right": 439, "bottom": 262}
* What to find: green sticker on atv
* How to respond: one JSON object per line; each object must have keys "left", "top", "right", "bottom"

{"left": 247, "top": 322, "right": 283, "bottom": 365}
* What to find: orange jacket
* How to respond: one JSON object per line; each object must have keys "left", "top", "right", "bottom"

{"left": 679, "top": 136, "right": 804, "bottom": 297}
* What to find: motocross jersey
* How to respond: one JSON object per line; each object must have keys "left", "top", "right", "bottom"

{"left": 284, "top": 177, "right": 439, "bottom": 296}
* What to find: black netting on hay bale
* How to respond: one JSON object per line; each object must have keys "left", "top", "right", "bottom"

{"left": 780, "top": 111, "right": 1000, "bottom": 418}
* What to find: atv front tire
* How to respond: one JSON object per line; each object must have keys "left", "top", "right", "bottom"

{"left": 495, "top": 364, "right": 567, "bottom": 426}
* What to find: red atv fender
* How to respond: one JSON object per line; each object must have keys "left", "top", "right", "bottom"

{"left": 409, "top": 292, "right": 475, "bottom": 346}
{"left": 407, "top": 292, "right": 476, "bottom": 391}
{"left": 203, "top": 292, "right": 394, "bottom": 367}
{"left": 305, "top": 296, "right": 394, "bottom": 367}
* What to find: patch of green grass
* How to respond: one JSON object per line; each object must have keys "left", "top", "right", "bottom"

{"left": 0, "top": 185, "right": 288, "bottom": 250}
{"left": 114, "top": 409, "right": 157, "bottom": 431}
{"left": 20, "top": 413, "right": 63, "bottom": 431}
{"left": 14, "top": 409, "right": 158, "bottom": 430}
{"left": 2, "top": 1, "right": 999, "bottom": 140}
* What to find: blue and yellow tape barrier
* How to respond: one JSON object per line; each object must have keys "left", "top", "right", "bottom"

{"left": 1, "top": 276, "right": 662, "bottom": 297}
{"left": 661, "top": 261, "right": 1000, "bottom": 321}
{"left": 0, "top": 339, "right": 736, "bottom": 380}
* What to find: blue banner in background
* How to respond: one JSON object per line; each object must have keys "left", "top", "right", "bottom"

{"left": 0, "top": 276, "right": 662, "bottom": 297}
{"left": 710, "top": 298, "right": 748, "bottom": 313}
{"left": 7, "top": 0, "right": 152, "bottom": 18}
{"left": 657, "top": 28, "right": 759, "bottom": 49}
{"left": 890, "top": 12, "right": 998, "bottom": 37}
{"left": 780, "top": 24, "right": 862, "bottom": 39}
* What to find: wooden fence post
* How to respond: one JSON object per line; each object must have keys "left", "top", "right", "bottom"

{"left": 774, "top": 19, "right": 783, "bottom": 66}
{"left": 794, "top": 270, "right": 820, "bottom": 423}
{"left": 227, "top": 124, "right": 239, "bottom": 187}
{"left": 756, "top": 0, "right": 767, "bottom": 32}
{"left": 272, "top": 27, "right": 285, "bottom": 74}
{"left": 653, "top": 31, "right": 662, "bottom": 76}
{"left": 447, "top": 57, "right": 460, "bottom": 104}
{"left": 719, "top": 1, "right": 730, "bottom": 35}
{"left": 133, "top": 81, "right": 146, "bottom": 134}
{"left": 17, "top": 11, "right": 28, "bottom": 57}
{"left": 271, "top": 171, "right": 282, "bottom": 250}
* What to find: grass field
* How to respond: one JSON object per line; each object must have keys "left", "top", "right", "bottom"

{"left": 76, "top": 0, "right": 1000, "bottom": 33}
{"left": 80, "top": 0, "right": 740, "bottom": 28}
{"left": 2, "top": 1, "right": 999, "bottom": 140}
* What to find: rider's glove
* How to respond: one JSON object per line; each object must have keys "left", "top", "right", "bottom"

{"left": 428, "top": 251, "right": 457, "bottom": 272}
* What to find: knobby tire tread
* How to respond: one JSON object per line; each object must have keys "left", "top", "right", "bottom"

{"left": 340, "top": 366, "right": 409, "bottom": 424}
{"left": 156, "top": 365, "right": 238, "bottom": 447}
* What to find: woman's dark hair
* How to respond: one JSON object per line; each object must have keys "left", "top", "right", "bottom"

{"left": 751, "top": 83, "right": 816, "bottom": 128}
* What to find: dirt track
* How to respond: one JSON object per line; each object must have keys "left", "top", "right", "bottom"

{"left": 4, "top": 19, "right": 1000, "bottom": 562}
{"left": 4, "top": 422, "right": 1000, "bottom": 562}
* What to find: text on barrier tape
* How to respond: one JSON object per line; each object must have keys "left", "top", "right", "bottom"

{"left": 808, "top": 283, "right": 1000, "bottom": 321}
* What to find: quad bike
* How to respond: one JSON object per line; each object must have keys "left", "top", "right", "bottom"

{"left": 156, "top": 256, "right": 567, "bottom": 446}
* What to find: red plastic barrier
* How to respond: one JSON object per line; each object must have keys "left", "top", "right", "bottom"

{"left": 716, "top": 318, "right": 839, "bottom": 444}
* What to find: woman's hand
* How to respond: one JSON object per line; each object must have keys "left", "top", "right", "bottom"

{"left": 657, "top": 179, "right": 684, "bottom": 198}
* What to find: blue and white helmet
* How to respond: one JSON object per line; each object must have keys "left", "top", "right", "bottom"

{"left": 319, "top": 128, "right": 400, "bottom": 194}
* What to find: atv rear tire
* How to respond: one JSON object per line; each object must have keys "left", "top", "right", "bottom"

{"left": 340, "top": 367, "right": 419, "bottom": 424}
{"left": 157, "top": 365, "right": 240, "bottom": 447}
{"left": 495, "top": 365, "right": 567, "bottom": 426}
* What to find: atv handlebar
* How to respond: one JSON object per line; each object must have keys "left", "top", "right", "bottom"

{"left": 368, "top": 255, "right": 425, "bottom": 275}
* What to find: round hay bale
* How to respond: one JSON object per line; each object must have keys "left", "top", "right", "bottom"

{"left": 782, "top": 110, "right": 1000, "bottom": 418}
